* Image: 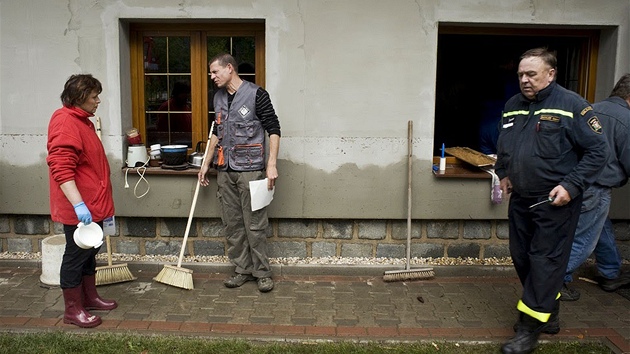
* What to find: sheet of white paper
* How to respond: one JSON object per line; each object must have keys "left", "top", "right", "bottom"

{"left": 249, "top": 178, "right": 274, "bottom": 211}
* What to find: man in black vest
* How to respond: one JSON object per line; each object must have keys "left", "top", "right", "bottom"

{"left": 199, "top": 53, "right": 281, "bottom": 293}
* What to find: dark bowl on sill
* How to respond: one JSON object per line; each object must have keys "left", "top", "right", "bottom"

{"left": 161, "top": 145, "right": 187, "bottom": 166}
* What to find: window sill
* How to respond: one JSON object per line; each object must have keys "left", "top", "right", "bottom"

{"left": 121, "top": 165, "right": 217, "bottom": 176}
{"left": 432, "top": 157, "right": 492, "bottom": 179}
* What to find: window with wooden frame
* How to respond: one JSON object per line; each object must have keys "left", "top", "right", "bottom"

{"left": 433, "top": 25, "right": 599, "bottom": 178}
{"left": 130, "top": 22, "right": 266, "bottom": 153}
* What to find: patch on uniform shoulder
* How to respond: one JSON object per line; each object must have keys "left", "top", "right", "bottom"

{"left": 581, "top": 106, "right": 593, "bottom": 116}
{"left": 540, "top": 115, "right": 560, "bottom": 123}
{"left": 588, "top": 116, "right": 603, "bottom": 134}
{"left": 238, "top": 105, "right": 251, "bottom": 117}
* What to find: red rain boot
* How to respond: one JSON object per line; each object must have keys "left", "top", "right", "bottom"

{"left": 82, "top": 274, "right": 118, "bottom": 311}
{"left": 62, "top": 287, "right": 102, "bottom": 328}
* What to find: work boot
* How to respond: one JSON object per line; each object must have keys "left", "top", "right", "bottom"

{"left": 502, "top": 314, "right": 543, "bottom": 354}
{"left": 597, "top": 271, "right": 630, "bottom": 292}
{"left": 82, "top": 274, "right": 118, "bottom": 311}
{"left": 223, "top": 273, "right": 256, "bottom": 288}
{"left": 62, "top": 286, "right": 102, "bottom": 328}
{"left": 559, "top": 283, "right": 580, "bottom": 301}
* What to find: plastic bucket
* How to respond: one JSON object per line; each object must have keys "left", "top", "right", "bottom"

{"left": 73, "top": 223, "right": 104, "bottom": 249}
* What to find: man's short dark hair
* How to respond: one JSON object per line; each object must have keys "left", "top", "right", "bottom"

{"left": 610, "top": 73, "right": 630, "bottom": 99}
{"left": 520, "top": 47, "right": 557, "bottom": 70}
{"left": 209, "top": 53, "right": 238, "bottom": 74}
{"left": 60, "top": 74, "right": 102, "bottom": 107}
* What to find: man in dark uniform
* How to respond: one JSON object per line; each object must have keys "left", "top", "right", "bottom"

{"left": 562, "top": 73, "right": 630, "bottom": 300}
{"left": 495, "top": 48, "right": 608, "bottom": 354}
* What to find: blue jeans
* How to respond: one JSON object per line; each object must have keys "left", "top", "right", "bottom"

{"left": 564, "top": 185, "right": 612, "bottom": 283}
{"left": 593, "top": 218, "right": 622, "bottom": 279}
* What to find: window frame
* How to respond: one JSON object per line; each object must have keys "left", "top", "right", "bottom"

{"left": 129, "top": 22, "right": 266, "bottom": 152}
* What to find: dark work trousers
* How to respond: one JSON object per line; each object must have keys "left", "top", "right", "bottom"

{"left": 60, "top": 221, "right": 103, "bottom": 289}
{"left": 508, "top": 192, "right": 582, "bottom": 320}
{"left": 217, "top": 170, "right": 272, "bottom": 278}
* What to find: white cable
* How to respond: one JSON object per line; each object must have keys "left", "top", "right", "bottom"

{"left": 132, "top": 157, "right": 151, "bottom": 198}
{"left": 124, "top": 158, "right": 150, "bottom": 198}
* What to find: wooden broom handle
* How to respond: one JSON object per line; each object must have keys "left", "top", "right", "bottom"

{"left": 106, "top": 235, "right": 113, "bottom": 266}
{"left": 406, "top": 120, "right": 412, "bottom": 270}
{"left": 176, "top": 122, "right": 215, "bottom": 268}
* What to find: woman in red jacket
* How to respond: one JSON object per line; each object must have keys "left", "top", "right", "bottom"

{"left": 47, "top": 74, "right": 117, "bottom": 328}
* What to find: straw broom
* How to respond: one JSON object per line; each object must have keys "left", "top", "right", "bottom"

{"left": 93, "top": 116, "right": 137, "bottom": 286}
{"left": 383, "top": 121, "right": 434, "bottom": 282}
{"left": 96, "top": 235, "right": 137, "bottom": 285}
{"left": 153, "top": 124, "right": 214, "bottom": 290}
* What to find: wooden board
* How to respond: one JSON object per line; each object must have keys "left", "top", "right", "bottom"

{"left": 444, "top": 147, "right": 496, "bottom": 167}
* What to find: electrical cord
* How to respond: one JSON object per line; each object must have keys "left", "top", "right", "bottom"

{"left": 124, "top": 157, "right": 151, "bottom": 198}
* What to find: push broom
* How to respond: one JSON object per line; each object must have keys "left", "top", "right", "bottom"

{"left": 153, "top": 123, "right": 214, "bottom": 290}
{"left": 96, "top": 235, "right": 137, "bottom": 285}
{"left": 383, "top": 120, "right": 435, "bottom": 282}
{"left": 93, "top": 116, "right": 137, "bottom": 285}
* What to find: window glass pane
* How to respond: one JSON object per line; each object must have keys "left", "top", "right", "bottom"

{"left": 168, "top": 37, "right": 191, "bottom": 73}
{"left": 207, "top": 37, "right": 230, "bottom": 60}
{"left": 154, "top": 76, "right": 192, "bottom": 148}
{"left": 207, "top": 37, "right": 230, "bottom": 115}
{"left": 144, "top": 37, "right": 166, "bottom": 73}
{"left": 145, "top": 75, "right": 167, "bottom": 147}
{"left": 234, "top": 37, "right": 256, "bottom": 82}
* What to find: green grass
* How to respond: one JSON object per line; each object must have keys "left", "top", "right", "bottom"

{"left": 0, "top": 332, "right": 613, "bottom": 354}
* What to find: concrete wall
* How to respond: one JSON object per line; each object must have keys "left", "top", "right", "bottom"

{"left": 1, "top": 0, "right": 629, "bottom": 226}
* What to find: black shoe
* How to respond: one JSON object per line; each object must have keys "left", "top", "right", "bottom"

{"left": 502, "top": 327, "right": 541, "bottom": 354}
{"left": 560, "top": 283, "right": 580, "bottom": 301}
{"left": 223, "top": 273, "right": 255, "bottom": 288}
{"left": 503, "top": 315, "right": 543, "bottom": 354}
{"left": 597, "top": 271, "right": 630, "bottom": 292}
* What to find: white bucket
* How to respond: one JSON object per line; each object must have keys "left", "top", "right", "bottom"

{"left": 40, "top": 234, "right": 66, "bottom": 286}
{"left": 73, "top": 222, "right": 104, "bottom": 249}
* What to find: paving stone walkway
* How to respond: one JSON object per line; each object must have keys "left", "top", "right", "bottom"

{"left": 0, "top": 261, "right": 628, "bottom": 353}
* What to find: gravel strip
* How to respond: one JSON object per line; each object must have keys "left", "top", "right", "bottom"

{"left": 0, "top": 251, "right": 514, "bottom": 266}
{"left": 4, "top": 252, "right": 623, "bottom": 267}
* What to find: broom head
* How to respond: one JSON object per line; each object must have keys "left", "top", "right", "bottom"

{"left": 383, "top": 267, "right": 435, "bottom": 282}
{"left": 153, "top": 264, "right": 194, "bottom": 290}
{"left": 95, "top": 263, "right": 137, "bottom": 286}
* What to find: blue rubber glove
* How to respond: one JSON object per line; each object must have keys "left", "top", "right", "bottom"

{"left": 73, "top": 202, "right": 92, "bottom": 225}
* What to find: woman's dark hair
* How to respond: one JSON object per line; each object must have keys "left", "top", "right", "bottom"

{"left": 60, "top": 74, "right": 102, "bottom": 107}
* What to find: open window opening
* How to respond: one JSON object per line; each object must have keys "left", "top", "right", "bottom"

{"left": 433, "top": 25, "right": 599, "bottom": 159}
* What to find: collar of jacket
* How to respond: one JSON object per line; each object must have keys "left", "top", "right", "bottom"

{"left": 62, "top": 105, "right": 93, "bottom": 122}
{"left": 518, "top": 81, "right": 557, "bottom": 104}
{"left": 604, "top": 96, "right": 630, "bottom": 110}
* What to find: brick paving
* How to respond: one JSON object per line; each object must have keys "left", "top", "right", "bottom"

{"left": 0, "top": 262, "right": 628, "bottom": 353}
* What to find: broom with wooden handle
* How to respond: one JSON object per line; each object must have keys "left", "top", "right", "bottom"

{"left": 383, "top": 120, "right": 435, "bottom": 282}
{"left": 153, "top": 122, "right": 215, "bottom": 290}
{"left": 96, "top": 235, "right": 137, "bottom": 285}
{"left": 94, "top": 116, "right": 137, "bottom": 285}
